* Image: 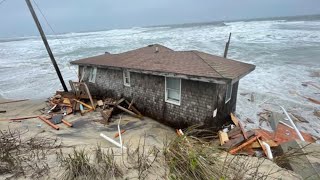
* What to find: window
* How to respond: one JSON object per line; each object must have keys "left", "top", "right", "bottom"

{"left": 165, "top": 77, "right": 181, "bottom": 105}
{"left": 88, "top": 67, "right": 97, "bottom": 83}
{"left": 123, "top": 70, "right": 130, "bottom": 86}
{"left": 225, "top": 82, "right": 233, "bottom": 103}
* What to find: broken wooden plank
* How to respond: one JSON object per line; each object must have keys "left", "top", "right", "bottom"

{"left": 229, "top": 135, "right": 261, "bottom": 155}
{"left": 222, "top": 130, "right": 255, "bottom": 149}
{"left": 239, "top": 121, "right": 248, "bottom": 139}
{"left": 230, "top": 113, "right": 239, "bottom": 126}
{"left": 128, "top": 99, "right": 134, "bottom": 110}
{"left": 125, "top": 100, "right": 143, "bottom": 117}
{"left": 219, "top": 131, "right": 229, "bottom": 145}
{"left": 114, "top": 129, "right": 126, "bottom": 138}
{"left": 0, "top": 115, "right": 39, "bottom": 121}
{"left": 116, "top": 105, "right": 140, "bottom": 118}
{"left": 251, "top": 139, "right": 278, "bottom": 148}
{"left": 73, "top": 99, "right": 93, "bottom": 109}
{"left": 62, "top": 119, "right": 73, "bottom": 127}
{"left": 100, "top": 108, "right": 114, "bottom": 122}
{"left": 38, "top": 116, "right": 59, "bottom": 130}
{"left": 227, "top": 127, "right": 241, "bottom": 138}
{"left": 0, "top": 99, "right": 29, "bottom": 105}
{"left": 116, "top": 98, "right": 125, "bottom": 105}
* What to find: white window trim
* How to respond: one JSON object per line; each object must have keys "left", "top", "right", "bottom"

{"left": 89, "top": 67, "right": 97, "bottom": 83}
{"left": 225, "top": 82, "right": 233, "bottom": 103}
{"left": 123, "top": 70, "right": 131, "bottom": 87}
{"left": 165, "top": 77, "right": 181, "bottom": 106}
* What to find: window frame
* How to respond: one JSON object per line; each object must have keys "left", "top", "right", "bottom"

{"left": 165, "top": 77, "right": 181, "bottom": 106}
{"left": 88, "top": 67, "right": 97, "bottom": 83}
{"left": 123, "top": 70, "right": 131, "bottom": 87}
{"left": 225, "top": 82, "right": 233, "bottom": 103}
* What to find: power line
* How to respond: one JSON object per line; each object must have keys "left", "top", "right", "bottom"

{"left": 31, "top": 0, "right": 78, "bottom": 77}
{"left": 32, "top": 0, "right": 57, "bottom": 36}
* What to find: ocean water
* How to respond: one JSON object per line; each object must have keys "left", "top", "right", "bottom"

{"left": 0, "top": 15, "right": 320, "bottom": 136}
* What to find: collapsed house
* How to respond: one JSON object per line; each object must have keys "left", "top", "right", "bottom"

{"left": 70, "top": 44, "right": 255, "bottom": 128}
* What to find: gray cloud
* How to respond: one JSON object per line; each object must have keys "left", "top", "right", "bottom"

{"left": 0, "top": 0, "right": 319, "bottom": 37}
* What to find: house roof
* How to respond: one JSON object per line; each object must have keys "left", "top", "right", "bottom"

{"left": 71, "top": 44, "right": 255, "bottom": 83}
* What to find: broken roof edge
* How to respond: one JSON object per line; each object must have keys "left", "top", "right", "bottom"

{"left": 76, "top": 63, "right": 229, "bottom": 84}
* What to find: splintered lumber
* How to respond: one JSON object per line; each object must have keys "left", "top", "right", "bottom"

{"left": 116, "top": 105, "right": 140, "bottom": 118}
{"left": 38, "top": 116, "right": 59, "bottom": 130}
{"left": 230, "top": 113, "right": 247, "bottom": 139}
{"left": 222, "top": 130, "right": 255, "bottom": 149}
{"left": 6, "top": 116, "right": 39, "bottom": 121}
{"left": 229, "top": 135, "right": 261, "bottom": 155}
{"left": 251, "top": 139, "right": 277, "bottom": 148}
{"left": 218, "top": 131, "right": 229, "bottom": 145}
{"left": 62, "top": 119, "right": 73, "bottom": 127}
{"left": 239, "top": 122, "right": 248, "bottom": 139}
{"left": 0, "top": 99, "right": 29, "bottom": 105}
{"left": 101, "top": 108, "right": 114, "bottom": 122}
{"left": 227, "top": 127, "right": 241, "bottom": 138}
{"left": 114, "top": 129, "right": 126, "bottom": 138}
{"left": 230, "top": 113, "right": 239, "bottom": 126}
{"left": 124, "top": 100, "right": 143, "bottom": 117}
{"left": 128, "top": 99, "right": 134, "bottom": 110}
{"left": 116, "top": 98, "right": 125, "bottom": 105}
{"left": 73, "top": 99, "right": 93, "bottom": 109}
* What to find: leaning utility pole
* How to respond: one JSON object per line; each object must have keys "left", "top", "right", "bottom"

{"left": 25, "top": 0, "right": 68, "bottom": 92}
{"left": 223, "top": 32, "right": 232, "bottom": 58}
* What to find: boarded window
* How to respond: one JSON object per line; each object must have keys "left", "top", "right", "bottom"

{"left": 89, "top": 67, "right": 97, "bottom": 83}
{"left": 225, "top": 82, "right": 233, "bottom": 103}
{"left": 165, "top": 77, "right": 181, "bottom": 105}
{"left": 123, "top": 70, "right": 130, "bottom": 86}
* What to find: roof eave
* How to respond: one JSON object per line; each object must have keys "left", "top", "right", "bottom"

{"left": 74, "top": 63, "right": 228, "bottom": 84}
{"left": 231, "top": 65, "right": 256, "bottom": 83}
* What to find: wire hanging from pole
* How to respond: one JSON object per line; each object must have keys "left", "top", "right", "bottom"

{"left": 32, "top": 0, "right": 79, "bottom": 77}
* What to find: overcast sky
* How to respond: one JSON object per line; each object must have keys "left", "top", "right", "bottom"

{"left": 0, "top": 0, "right": 320, "bottom": 38}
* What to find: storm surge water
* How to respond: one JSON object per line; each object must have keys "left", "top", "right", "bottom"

{"left": 0, "top": 15, "right": 320, "bottom": 136}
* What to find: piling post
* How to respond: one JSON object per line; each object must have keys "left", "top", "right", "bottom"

{"left": 223, "top": 32, "right": 232, "bottom": 58}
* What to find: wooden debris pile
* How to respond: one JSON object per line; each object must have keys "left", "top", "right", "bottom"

{"left": 218, "top": 112, "right": 316, "bottom": 159}
{"left": 98, "top": 97, "right": 143, "bottom": 124}
{"left": 1, "top": 81, "right": 144, "bottom": 131}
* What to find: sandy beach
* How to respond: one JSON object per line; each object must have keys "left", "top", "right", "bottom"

{"left": 0, "top": 98, "right": 307, "bottom": 179}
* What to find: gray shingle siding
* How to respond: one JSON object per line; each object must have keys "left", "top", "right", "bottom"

{"left": 80, "top": 65, "right": 238, "bottom": 129}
